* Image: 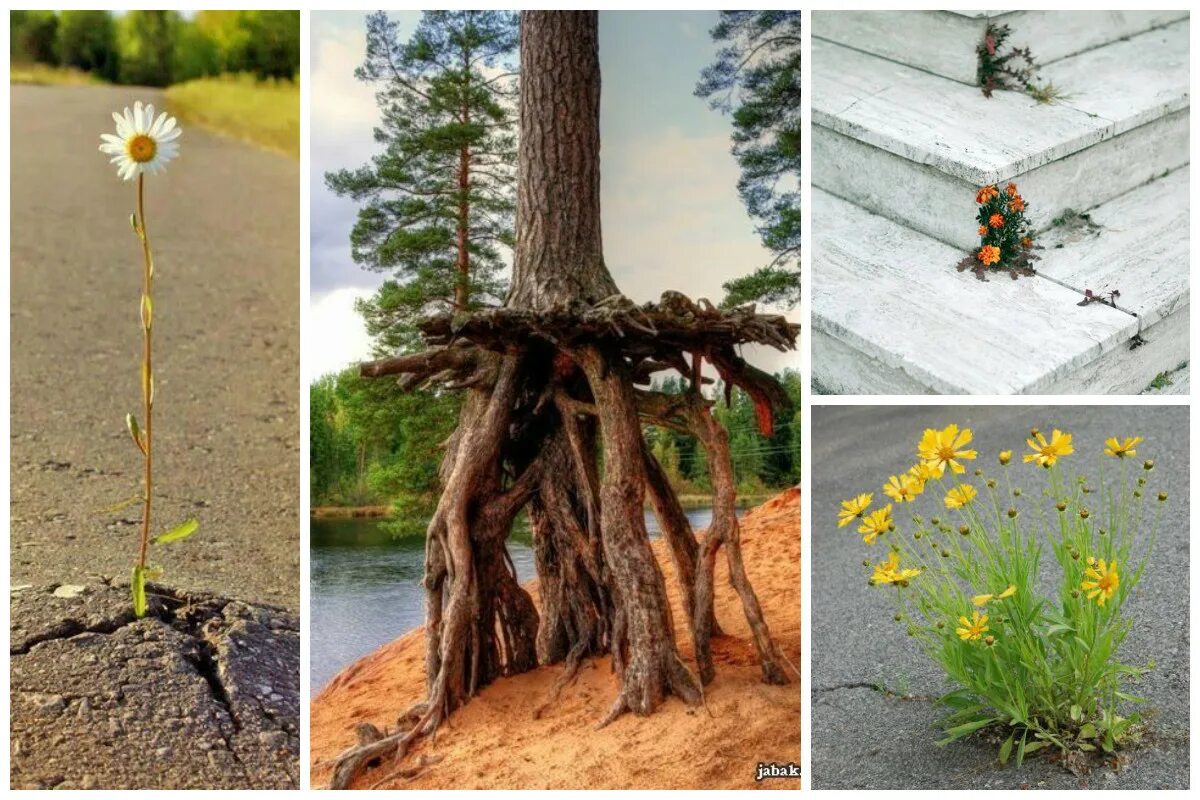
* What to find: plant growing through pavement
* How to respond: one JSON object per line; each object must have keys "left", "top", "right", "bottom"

{"left": 837, "top": 423, "right": 1164, "bottom": 769}
{"left": 958, "top": 181, "right": 1038, "bottom": 280}
{"left": 977, "top": 23, "right": 1064, "bottom": 103}
{"left": 99, "top": 101, "right": 198, "bottom": 616}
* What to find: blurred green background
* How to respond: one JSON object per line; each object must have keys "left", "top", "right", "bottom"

{"left": 11, "top": 10, "right": 299, "bottom": 157}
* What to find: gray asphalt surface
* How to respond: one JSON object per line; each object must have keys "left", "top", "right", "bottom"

{"left": 811, "top": 406, "right": 1189, "bottom": 789}
{"left": 11, "top": 578, "right": 298, "bottom": 789}
{"left": 10, "top": 85, "right": 299, "bottom": 609}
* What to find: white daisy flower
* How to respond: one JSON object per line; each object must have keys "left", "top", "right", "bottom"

{"left": 99, "top": 101, "right": 182, "bottom": 181}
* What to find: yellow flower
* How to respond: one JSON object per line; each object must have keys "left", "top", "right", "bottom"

{"left": 956, "top": 610, "right": 989, "bottom": 641}
{"left": 1023, "top": 429, "right": 1074, "bottom": 467}
{"left": 908, "top": 462, "right": 936, "bottom": 484}
{"left": 883, "top": 473, "right": 924, "bottom": 504}
{"left": 1104, "top": 436, "right": 1143, "bottom": 459}
{"left": 837, "top": 493, "right": 872, "bottom": 528}
{"left": 977, "top": 225, "right": 987, "bottom": 236}
{"left": 918, "top": 424, "right": 978, "bottom": 478}
{"left": 1081, "top": 559, "right": 1119, "bottom": 606}
{"left": 998, "top": 450, "right": 1012, "bottom": 466}
{"left": 858, "top": 504, "right": 894, "bottom": 545}
{"left": 944, "top": 484, "right": 977, "bottom": 509}
{"left": 973, "top": 584, "right": 1017, "bottom": 606}
{"left": 871, "top": 551, "right": 922, "bottom": 586}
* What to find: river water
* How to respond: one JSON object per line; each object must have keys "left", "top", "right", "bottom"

{"left": 310, "top": 507, "right": 717, "bottom": 692}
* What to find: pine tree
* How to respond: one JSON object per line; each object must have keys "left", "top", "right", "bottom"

{"left": 697, "top": 11, "right": 801, "bottom": 309}
{"left": 327, "top": 11, "right": 518, "bottom": 352}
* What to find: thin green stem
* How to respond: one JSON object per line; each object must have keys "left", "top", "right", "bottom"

{"left": 137, "top": 174, "right": 153, "bottom": 571}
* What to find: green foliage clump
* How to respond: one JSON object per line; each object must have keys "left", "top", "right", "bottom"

{"left": 697, "top": 11, "right": 800, "bottom": 309}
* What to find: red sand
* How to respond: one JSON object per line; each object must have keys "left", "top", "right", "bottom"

{"left": 310, "top": 488, "right": 801, "bottom": 790}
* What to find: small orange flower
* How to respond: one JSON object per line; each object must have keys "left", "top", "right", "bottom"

{"left": 989, "top": 213, "right": 1005, "bottom": 229}
{"left": 976, "top": 185, "right": 999, "bottom": 204}
{"left": 1005, "top": 182, "right": 1018, "bottom": 197}
{"left": 1021, "top": 237, "right": 1033, "bottom": 248}
{"left": 978, "top": 245, "right": 1000, "bottom": 266}
{"left": 1008, "top": 195, "right": 1026, "bottom": 212}
{"left": 977, "top": 225, "right": 987, "bottom": 236}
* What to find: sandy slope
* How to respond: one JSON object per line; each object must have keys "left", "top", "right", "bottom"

{"left": 311, "top": 488, "right": 801, "bottom": 790}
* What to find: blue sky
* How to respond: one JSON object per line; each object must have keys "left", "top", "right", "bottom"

{"left": 309, "top": 11, "right": 783, "bottom": 379}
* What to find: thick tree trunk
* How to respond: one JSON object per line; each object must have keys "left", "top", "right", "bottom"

{"left": 508, "top": 11, "right": 617, "bottom": 310}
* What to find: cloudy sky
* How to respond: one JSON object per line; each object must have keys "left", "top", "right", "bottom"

{"left": 309, "top": 11, "right": 792, "bottom": 381}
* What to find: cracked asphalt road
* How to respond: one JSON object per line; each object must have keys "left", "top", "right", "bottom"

{"left": 10, "top": 579, "right": 299, "bottom": 789}
{"left": 811, "top": 405, "right": 1189, "bottom": 789}
{"left": 10, "top": 85, "right": 299, "bottom": 609}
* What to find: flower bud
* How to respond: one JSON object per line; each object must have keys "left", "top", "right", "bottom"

{"left": 984, "top": 635, "right": 995, "bottom": 646}
{"left": 986, "top": 479, "right": 997, "bottom": 488}
{"left": 974, "top": 468, "right": 983, "bottom": 476}
{"left": 1143, "top": 460, "right": 1155, "bottom": 471}
{"left": 1071, "top": 589, "right": 1080, "bottom": 599}
{"left": 1007, "top": 507, "right": 1017, "bottom": 519}
{"left": 931, "top": 517, "right": 940, "bottom": 526}
{"left": 1012, "top": 488, "right": 1022, "bottom": 497}
{"left": 935, "top": 621, "right": 945, "bottom": 630}
{"left": 959, "top": 525, "right": 970, "bottom": 536}
{"left": 862, "top": 559, "right": 870, "bottom": 567}
{"left": 894, "top": 614, "right": 902, "bottom": 622}
{"left": 1055, "top": 501, "right": 1067, "bottom": 512}
{"left": 998, "top": 451, "right": 1012, "bottom": 466}
{"left": 1158, "top": 492, "right": 1168, "bottom": 502}
{"left": 1079, "top": 509, "right": 1090, "bottom": 519}
{"left": 1133, "top": 490, "right": 1142, "bottom": 498}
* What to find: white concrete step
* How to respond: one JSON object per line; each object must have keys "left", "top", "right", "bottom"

{"left": 814, "top": 10, "right": 1188, "bottom": 85}
{"left": 812, "top": 176, "right": 1189, "bottom": 395}
{"left": 813, "top": 20, "right": 1189, "bottom": 250}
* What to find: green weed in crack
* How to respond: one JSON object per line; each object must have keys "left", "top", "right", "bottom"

{"left": 836, "top": 423, "right": 1165, "bottom": 769}
{"left": 977, "top": 23, "right": 1066, "bottom": 103}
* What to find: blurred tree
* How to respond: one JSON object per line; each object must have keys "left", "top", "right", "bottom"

{"left": 57, "top": 11, "right": 118, "bottom": 80}
{"left": 117, "top": 10, "right": 180, "bottom": 87}
{"left": 697, "top": 11, "right": 801, "bottom": 309}
{"left": 11, "top": 10, "right": 60, "bottom": 65}
{"left": 327, "top": 11, "right": 518, "bottom": 353}
{"left": 172, "top": 19, "right": 221, "bottom": 82}
{"left": 240, "top": 11, "right": 300, "bottom": 79}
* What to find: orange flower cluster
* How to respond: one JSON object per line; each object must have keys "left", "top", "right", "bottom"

{"left": 974, "top": 180, "right": 1032, "bottom": 269}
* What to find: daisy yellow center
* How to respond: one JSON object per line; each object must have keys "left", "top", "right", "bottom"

{"left": 938, "top": 445, "right": 956, "bottom": 461}
{"left": 128, "top": 134, "right": 157, "bottom": 163}
{"left": 1098, "top": 572, "right": 1116, "bottom": 593}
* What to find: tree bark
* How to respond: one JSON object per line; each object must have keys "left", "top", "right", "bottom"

{"left": 508, "top": 11, "right": 617, "bottom": 310}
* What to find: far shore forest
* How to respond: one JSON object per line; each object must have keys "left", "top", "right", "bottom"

{"left": 311, "top": 368, "right": 802, "bottom": 527}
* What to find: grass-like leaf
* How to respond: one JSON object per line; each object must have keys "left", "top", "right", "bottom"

{"left": 153, "top": 518, "right": 199, "bottom": 545}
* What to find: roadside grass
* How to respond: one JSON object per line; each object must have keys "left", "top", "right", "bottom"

{"left": 10, "top": 62, "right": 101, "bottom": 86}
{"left": 165, "top": 73, "right": 299, "bottom": 158}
